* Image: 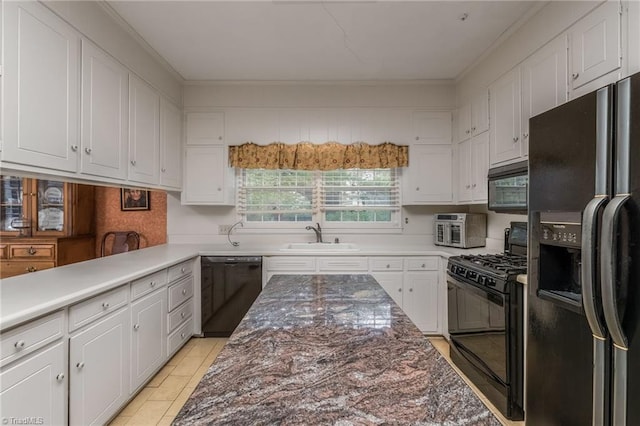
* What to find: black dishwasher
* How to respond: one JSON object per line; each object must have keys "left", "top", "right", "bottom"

{"left": 201, "top": 256, "right": 262, "bottom": 337}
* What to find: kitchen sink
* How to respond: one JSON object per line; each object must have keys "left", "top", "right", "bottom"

{"left": 279, "top": 242, "right": 360, "bottom": 252}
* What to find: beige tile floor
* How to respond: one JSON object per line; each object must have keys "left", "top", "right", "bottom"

{"left": 110, "top": 337, "right": 520, "bottom": 426}
{"left": 107, "top": 337, "right": 228, "bottom": 426}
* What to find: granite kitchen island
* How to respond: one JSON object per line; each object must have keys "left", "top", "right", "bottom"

{"left": 174, "top": 274, "right": 501, "bottom": 425}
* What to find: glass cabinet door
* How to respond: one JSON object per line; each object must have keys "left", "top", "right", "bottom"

{"left": 1, "top": 176, "right": 26, "bottom": 234}
{"left": 35, "top": 180, "right": 66, "bottom": 233}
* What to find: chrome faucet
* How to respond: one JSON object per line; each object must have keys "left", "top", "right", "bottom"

{"left": 305, "top": 223, "right": 323, "bottom": 243}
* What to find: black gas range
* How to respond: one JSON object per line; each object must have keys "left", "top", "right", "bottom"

{"left": 446, "top": 222, "right": 527, "bottom": 421}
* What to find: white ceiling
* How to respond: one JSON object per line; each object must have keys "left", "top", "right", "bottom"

{"left": 107, "top": 1, "right": 539, "bottom": 81}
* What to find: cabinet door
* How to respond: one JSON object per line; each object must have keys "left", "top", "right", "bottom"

{"left": 522, "top": 35, "right": 568, "bottom": 156}
{"left": 70, "top": 308, "right": 130, "bottom": 426}
{"left": 490, "top": 67, "right": 522, "bottom": 166}
{"left": 182, "top": 146, "right": 230, "bottom": 204}
{"left": 403, "top": 271, "right": 439, "bottom": 334}
{"left": 81, "top": 40, "right": 129, "bottom": 180}
{"left": 186, "top": 112, "right": 224, "bottom": 146}
{"left": 471, "top": 90, "right": 490, "bottom": 135}
{"left": 129, "top": 75, "right": 160, "bottom": 185}
{"left": 131, "top": 290, "right": 166, "bottom": 392}
{"left": 457, "top": 104, "right": 472, "bottom": 142}
{"left": 372, "top": 272, "right": 404, "bottom": 308}
{"left": 471, "top": 132, "right": 489, "bottom": 202}
{"left": 160, "top": 98, "right": 183, "bottom": 189}
{"left": 403, "top": 144, "right": 453, "bottom": 204}
{"left": 0, "top": 341, "right": 66, "bottom": 425}
{"left": 411, "top": 111, "right": 452, "bottom": 144}
{"left": 0, "top": 176, "right": 27, "bottom": 236}
{"left": 457, "top": 140, "right": 472, "bottom": 203}
{"left": 2, "top": 1, "right": 79, "bottom": 172}
{"left": 570, "top": 1, "right": 621, "bottom": 91}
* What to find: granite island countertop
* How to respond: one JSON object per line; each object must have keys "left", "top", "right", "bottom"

{"left": 174, "top": 274, "right": 501, "bottom": 425}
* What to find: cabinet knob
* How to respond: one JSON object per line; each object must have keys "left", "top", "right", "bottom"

{"left": 523, "top": 133, "right": 529, "bottom": 139}
{"left": 26, "top": 266, "right": 37, "bottom": 273}
{"left": 56, "top": 373, "right": 65, "bottom": 382}
{"left": 131, "top": 160, "right": 137, "bottom": 166}
{"left": 133, "top": 324, "right": 140, "bottom": 330}
{"left": 181, "top": 312, "right": 186, "bottom": 318}
{"left": 472, "top": 184, "right": 476, "bottom": 188}
{"left": 466, "top": 185, "right": 471, "bottom": 189}
{"left": 217, "top": 187, "right": 222, "bottom": 191}
{"left": 150, "top": 281, "right": 156, "bottom": 287}
{"left": 70, "top": 145, "right": 78, "bottom": 152}
{"left": 471, "top": 127, "right": 476, "bottom": 132}
{"left": 27, "top": 246, "right": 36, "bottom": 255}
{"left": 102, "top": 302, "right": 110, "bottom": 309}
{"left": 513, "top": 136, "right": 519, "bottom": 143}
{"left": 14, "top": 340, "right": 26, "bottom": 349}
{"left": 398, "top": 288, "right": 402, "bottom": 292}
{"left": 218, "top": 136, "right": 223, "bottom": 140}
{"left": 572, "top": 72, "right": 580, "bottom": 80}
{"left": 181, "top": 267, "right": 186, "bottom": 273}
{"left": 415, "top": 187, "right": 420, "bottom": 191}
{"left": 465, "top": 129, "right": 470, "bottom": 134}
{"left": 84, "top": 148, "right": 92, "bottom": 154}
{"left": 161, "top": 167, "right": 166, "bottom": 172}
{"left": 415, "top": 136, "right": 420, "bottom": 141}
{"left": 421, "top": 264, "right": 426, "bottom": 268}
{"left": 386, "top": 264, "right": 390, "bottom": 269}
{"left": 182, "top": 289, "right": 187, "bottom": 295}
{"left": 180, "top": 332, "right": 186, "bottom": 339}
{"left": 409, "top": 288, "right": 413, "bottom": 292}
{"left": 76, "top": 362, "right": 85, "bottom": 369}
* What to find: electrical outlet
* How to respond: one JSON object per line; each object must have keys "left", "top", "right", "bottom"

{"left": 218, "top": 224, "right": 232, "bottom": 235}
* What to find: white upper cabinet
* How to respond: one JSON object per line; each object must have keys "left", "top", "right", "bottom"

{"left": 458, "top": 132, "right": 489, "bottom": 203}
{"left": 81, "top": 40, "right": 129, "bottom": 180}
{"left": 411, "top": 111, "right": 452, "bottom": 144}
{"left": 521, "top": 35, "right": 569, "bottom": 157}
{"left": 489, "top": 67, "right": 522, "bottom": 166}
{"left": 2, "top": 1, "right": 80, "bottom": 172}
{"left": 185, "top": 112, "right": 225, "bottom": 145}
{"left": 403, "top": 144, "right": 453, "bottom": 204}
{"left": 182, "top": 146, "right": 234, "bottom": 205}
{"left": 457, "top": 90, "right": 489, "bottom": 142}
{"left": 569, "top": 1, "right": 621, "bottom": 93}
{"left": 160, "top": 98, "right": 183, "bottom": 189}
{"left": 129, "top": 75, "right": 160, "bottom": 185}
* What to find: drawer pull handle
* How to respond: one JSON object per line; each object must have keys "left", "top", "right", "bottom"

{"left": 182, "top": 289, "right": 187, "bottom": 295}
{"left": 56, "top": 373, "right": 65, "bottom": 382}
{"left": 180, "top": 332, "right": 186, "bottom": 339}
{"left": 26, "top": 266, "right": 38, "bottom": 273}
{"left": 133, "top": 324, "right": 140, "bottom": 330}
{"left": 181, "top": 267, "right": 186, "bottom": 273}
{"left": 76, "top": 362, "right": 85, "bottom": 369}
{"left": 27, "top": 247, "right": 36, "bottom": 255}
{"left": 14, "top": 340, "right": 26, "bottom": 349}
{"left": 102, "top": 302, "right": 110, "bottom": 309}
{"left": 181, "top": 312, "right": 186, "bottom": 318}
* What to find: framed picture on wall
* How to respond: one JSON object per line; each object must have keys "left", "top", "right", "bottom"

{"left": 121, "top": 188, "right": 150, "bottom": 211}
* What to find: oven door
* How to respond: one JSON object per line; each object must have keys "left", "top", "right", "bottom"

{"left": 447, "top": 274, "right": 508, "bottom": 385}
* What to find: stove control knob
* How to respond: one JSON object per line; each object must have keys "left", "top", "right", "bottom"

{"left": 488, "top": 278, "right": 496, "bottom": 287}
{"left": 479, "top": 276, "right": 486, "bottom": 285}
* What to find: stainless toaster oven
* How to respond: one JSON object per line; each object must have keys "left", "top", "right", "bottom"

{"left": 434, "top": 213, "right": 486, "bottom": 248}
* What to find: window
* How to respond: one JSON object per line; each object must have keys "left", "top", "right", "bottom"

{"left": 236, "top": 168, "right": 401, "bottom": 228}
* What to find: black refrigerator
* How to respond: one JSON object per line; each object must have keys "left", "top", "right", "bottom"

{"left": 527, "top": 71, "right": 640, "bottom": 425}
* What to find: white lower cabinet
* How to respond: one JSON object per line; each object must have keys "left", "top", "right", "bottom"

{"left": 69, "top": 307, "right": 130, "bottom": 426}
{"left": 371, "top": 272, "right": 404, "bottom": 308}
{"left": 403, "top": 271, "right": 439, "bottom": 334}
{"left": 167, "top": 260, "right": 195, "bottom": 359}
{"left": 130, "top": 289, "right": 166, "bottom": 393}
{"left": 0, "top": 341, "right": 66, "bottom": 425}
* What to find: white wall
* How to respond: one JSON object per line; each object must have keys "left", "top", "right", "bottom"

{"left": 44, "top": 1, "right": 183, "bottom": 104}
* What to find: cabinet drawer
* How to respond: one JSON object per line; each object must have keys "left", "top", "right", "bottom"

{"left": 168, "top": 299, "right": 193, "bottom": 333}
{"left": 267, "top": 257, "right": 316, "bottom": 271}
{"left": 68, "top": 285, "right": 129, "bottom": 332}
{"left": 0, "top": 261, "right": 55, "bottom": 278}
{"left": 9, "top": 244, "right": 55, "bottom": 260}
{"left": 168, "top": 259, "right": 194, "bottom": 282}
{"left": 168, "top": 276, "right": 193, "bottom": 312}
{"left": 406, "top": 257, "right": 439, "bottom": 271}
{"left": 318, "top": 257, "right": 368, "bottom": 272}
{"left": 167, "top": 317, "right": 193, "bottom": 358}
{"left": 131, "top": 269, "right": 168, "bottom": 300}
{"left": 0, "top": 310, "right": 64, "bottom": 367}
{"left": 369, "top": 257, "right": 403, "bottom": 271}
{"left": 0, "top": 244, "right": 7, "bottom": 259}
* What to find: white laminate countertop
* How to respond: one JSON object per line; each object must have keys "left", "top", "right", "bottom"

{"left": 0, "top": 243, "right": 499, "bottom": 331}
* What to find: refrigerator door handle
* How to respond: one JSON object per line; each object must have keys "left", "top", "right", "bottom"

{"left": 582, "top": 196, "right": 608, "bottom": 339}
{"left": 601, "top": 193, "right": 631, "bottom": 348}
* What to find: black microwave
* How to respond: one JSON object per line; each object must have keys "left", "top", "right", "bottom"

{"left": 487, "top": 160, "right": 528, "bottom": 213}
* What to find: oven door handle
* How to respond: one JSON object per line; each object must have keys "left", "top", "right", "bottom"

{"left": 447, "top": 274, "right": 505, "bottom": 306}
{"left": 452, "top": 340, "right": 507, "bottom": 386}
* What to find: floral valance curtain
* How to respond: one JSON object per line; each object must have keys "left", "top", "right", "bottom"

{"left": 228, "top": 142, "right": 408, "bottom": 170}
